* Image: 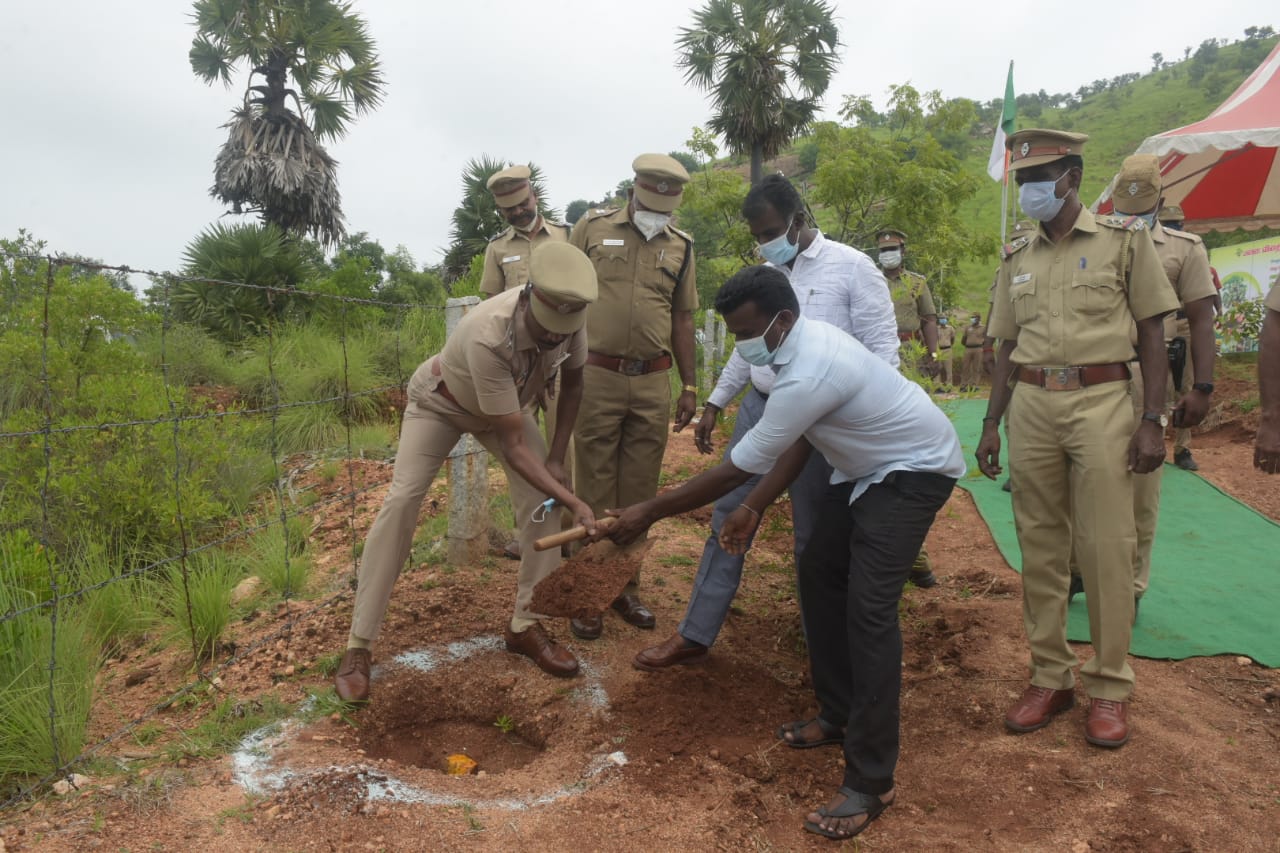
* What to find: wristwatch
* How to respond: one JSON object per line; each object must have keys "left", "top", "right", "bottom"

{"left": 682, "top": 384, "right": 698, "bottom": 394}
{"left": 1141, "top": 411, "right": 1168, "bottom": 428}
{"left": 1191, "top": 382, "right": 1214, "bottom": 395}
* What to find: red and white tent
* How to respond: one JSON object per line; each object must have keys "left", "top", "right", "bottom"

{"left": 1099, "top": 40, "right": 1280, "bottom": 232}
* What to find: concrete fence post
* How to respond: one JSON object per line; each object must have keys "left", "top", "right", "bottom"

{"left": 444, "top": 296, "right": 489, "bottom": 565}
{"left": 715, "top": 317, "right": 727, "bottom": 365}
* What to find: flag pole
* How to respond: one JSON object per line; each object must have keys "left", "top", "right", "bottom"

{"left": 1000, "top": 158, "right": 1010, "bottom": 244}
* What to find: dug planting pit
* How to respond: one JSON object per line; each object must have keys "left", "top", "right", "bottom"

{"left": 233, "top": 636, "right": 624, "bottom": 810}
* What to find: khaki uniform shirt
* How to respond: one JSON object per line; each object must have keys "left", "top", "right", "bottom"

{"left": 570, "top": 207, "right": 698, "bottom": 359}
{"left": 937, "top": 325, "right": 955, "bottom": 349}
{"left": 1150, "top": 223, "right": 1216, "bottom": 339}
{"left": 962, "top": 324, "right": 987, "bottom": 347}
{"left": 888, "top": 270, "right": 936, "bottom": 333}
{"left": 479, "top": 218, "right": 572, "bottom": 297}
{"left": 989, "top": 208, "right": 1179, "bottom": 366}
{"left": 1268, "top": 280, "right": 1280, "bottom": 311}
{"left": 413, "top": 288, "right": 587, "bottom": 418}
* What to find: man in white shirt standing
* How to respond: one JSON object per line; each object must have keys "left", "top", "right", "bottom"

{"left": 604, "top": 266, "right": 965, "bottom": 840}
{"left": 634, "top": 174, "right": 901, "bottom": 671}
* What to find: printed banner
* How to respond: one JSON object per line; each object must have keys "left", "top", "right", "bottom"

{"left": 1209, "top": 237, "right": 1280, "bottom": 353}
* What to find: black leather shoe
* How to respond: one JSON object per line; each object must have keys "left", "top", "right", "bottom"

{"left": 908, "top": 569, "right": 937, "bottom": 589}
{"left": 1001, "top": 478, "right": 1012, "bottom": 493}
{"left": 611, "top": 593, "right": 655, "bottom": 629}
{"left": 570, "top": 615, "right": 603, "bottom": 640}
{"left": 1068, "top": 574, "right": 1084, "bottom": 604}
{"left": 1173, "top": 448, "right": 1199, "bottom": 471}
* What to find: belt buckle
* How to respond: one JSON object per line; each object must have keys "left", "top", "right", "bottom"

{"left": 1050, "top": 368, "right": 1072, "bottom": 388}
{"left": 621, "top": 359, "right": 646, "bottom": 376}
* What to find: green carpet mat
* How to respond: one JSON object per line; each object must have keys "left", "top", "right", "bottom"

{"left": 944, "top": 398, "right": 1280, "bottom": 667}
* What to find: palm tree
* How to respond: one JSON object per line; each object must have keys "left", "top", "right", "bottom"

{"left": 442, "top": 156, "right": 556, "bottom": 280}
{"left": 189, "top": 0, "right": 386, "bottom": 246}
{"left": 676, "top": 0, "right": 840, "bottom": 184}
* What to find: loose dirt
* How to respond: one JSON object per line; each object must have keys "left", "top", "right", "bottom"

{"left": 2, "top": 389, "right": 1278, "bottom": 852}
{"left": 529, "top": 541, "right": 654, "bottom": 618}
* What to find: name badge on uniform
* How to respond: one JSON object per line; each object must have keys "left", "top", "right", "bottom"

{"left": 1012, "top": 273, "right": 1032, "bottom": 284}
{"left": 502, "top": 255, "right": 521, "bottom": 264}
{"left": 602, "top": 239, "right": 625, "bottom": 247}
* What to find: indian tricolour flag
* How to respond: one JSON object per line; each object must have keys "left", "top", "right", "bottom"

{"left": 987, "top": 62, "right": 1015, "bottom": 182}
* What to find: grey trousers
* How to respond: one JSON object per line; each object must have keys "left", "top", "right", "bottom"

{"left": 678, "top": 388, "right": 833, "bottom": 647}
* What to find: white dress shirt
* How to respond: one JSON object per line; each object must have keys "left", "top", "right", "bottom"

{"left": 730, "top": 316, "right": 966, "bottom": 502}
{"left": 708, "top": 231, "right": 899, "bottom": 408}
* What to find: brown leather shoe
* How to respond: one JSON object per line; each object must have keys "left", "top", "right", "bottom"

{"left": 334, "top": 648, "right": 372, "bottom": 704}
{"left": 1004, "top": 684, "right": 1075, "bottom": 732}
{"left": 570, "top": 615, "right": 603, "bottom": 640}
{"left": 504, "top": 623, "right": 579, "bottom": 678}
{"left": 633, "top": 634, "right": 708, "bottom": 671}
{"left": 1085, "top": 699, "right": 1130, "bottom": 748}
{"left": 611, "top": 593, "right": 655, "bottom": 629}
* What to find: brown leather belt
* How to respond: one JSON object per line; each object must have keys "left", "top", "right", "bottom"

{"left": 1016, "top": 363, "right": 1130, "bottom": 391}
{"left": 964, "top": 343, "right": 983, "bottom": 349}
{"left": 586, "top": 351, "right": 672, "bottom": 376}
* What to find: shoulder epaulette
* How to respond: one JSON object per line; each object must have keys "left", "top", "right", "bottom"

{"left": 491, "top": 226, "right": 515, "bottom": 243}
{"left": 586, "top": 207, "right": 619, "bottom": 221}
{"left": 551, "top": 221, "right": 571, "bottom": 232}
{"left": 1165, "top": 227, "right": 1202, "bottom": 244}
{"left": 1098, "top": 214, "right": 1147, "bottom": 232}
{"left": 670, "top": 225, "right": 694, "bottom": 243}
{"left": 1001, "top": 235, "right": 1031, "bottom": 260}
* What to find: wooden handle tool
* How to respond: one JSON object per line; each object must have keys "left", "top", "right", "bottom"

{"left": 532, "top": 516, "right": 616, "bottom": 551}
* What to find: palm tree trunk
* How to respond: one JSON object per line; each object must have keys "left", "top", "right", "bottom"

{"left": 750, "top": 143, "right": 764, "bottom": 185}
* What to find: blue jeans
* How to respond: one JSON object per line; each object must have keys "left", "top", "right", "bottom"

{"left": 678, "top": 388, "right": 833, "bottom": 647}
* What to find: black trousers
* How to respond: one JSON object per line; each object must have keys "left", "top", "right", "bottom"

{"left": 798, "top": 470, "right": 956, "bottom": 795}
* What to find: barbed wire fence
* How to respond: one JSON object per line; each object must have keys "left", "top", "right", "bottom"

{"left": 0, "top": 249, "right": 473, "bottom": 811}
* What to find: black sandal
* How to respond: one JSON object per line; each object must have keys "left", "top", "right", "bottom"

{"left": 775, "top": 717, "right": 844, "bottom": 749}
{"left": 803, "top": 786, "right": 894, "bottom": 840}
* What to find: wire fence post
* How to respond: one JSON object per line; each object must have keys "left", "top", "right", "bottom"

{"left": 701, "top": 311, "right": 716, "bottom": 398}
{"left": 444, "top": 297, "right": 488, "bottom": 565}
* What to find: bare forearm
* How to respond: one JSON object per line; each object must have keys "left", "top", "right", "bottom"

{"left": 504, "top": 441, "right": 579, "bottom": 508}
{"left": 984, "top": 340, "right": 1018, "bottom": 420}
{"left": 671, "top": 310, "right": 697, "bottom": 387}
{"left": 1136, "top": 315, "right": 1169, "bottom": 413}
{"left": 645, "top": 461, "right": 754, "bottom": 521}
{"left": 548, "top": 369, "right": 583, "bottom": 463}
{"left": 1184, "top": 297, "right": 1216, "bottom": 384}
{"left": 920, "top": 316, "right": 939, "bottom": 354}
{"left": 742, "top": 439, "right": 813, "bottom": 512}
{"left": 1261, "top": 309, "right": 1280, "bottom": 418}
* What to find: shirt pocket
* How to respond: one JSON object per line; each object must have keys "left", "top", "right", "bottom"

{"left": 501, "top": 256, "right": 529, "bottom": 290}
{"left": 587, "top": 240, "right": 632, "bottom": 288}
{"left": 1009, "top": 276, "right": 1037, "bottom": 325}
{"left": 1069, "top": 273, "right": 1123, "bottom": 317}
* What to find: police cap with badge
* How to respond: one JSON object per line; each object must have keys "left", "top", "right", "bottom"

{"left": 527, "top": 243, "right": 598, "bottom": 334}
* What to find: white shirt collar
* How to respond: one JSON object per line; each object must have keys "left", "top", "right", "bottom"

{"left": 771, "top": 314, "right": 806, "bottom": 370}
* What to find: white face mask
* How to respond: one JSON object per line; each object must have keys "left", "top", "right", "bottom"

{"left": 633, "top": 210, "right": 671, "bottom": 241}
{"left": 1018, "top": 171, "right": 1072, "bottom": 222}
{"left": 878, "top": 249, "right": 902, "bottom": 270}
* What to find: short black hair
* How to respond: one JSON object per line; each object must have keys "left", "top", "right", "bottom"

{"left": 742, "top": 174, "right": 804, "bottom": 224}
{"left": 1056, "top": 154, "right": 1084, "bottom": 175}
{"left": 715, "top": 265, "right": 800, "bottom": 318}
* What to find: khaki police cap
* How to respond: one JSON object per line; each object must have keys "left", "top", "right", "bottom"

{"left": 1006, "top": 128, "right": 1089, "bottom": 171}
{"left": 527, "top": 243, "right": 598, "bottom": 334}
{"left": 1158, "top": 204, "right": 1185, "bottom": 223}
{"left": 876, "top": 228, "right": 907, "bottom": 248}
{"left": 632, "top": 153, "right": 690, "bottom": 213}
{"left": 1112, "top": 154, "right": 1162, "bottom": 214}
{"left": 487, "top": 164, "right": 533, "bottom": 208}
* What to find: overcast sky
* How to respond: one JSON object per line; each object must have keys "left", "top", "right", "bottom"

{"left": 1, "top": 1, "right": 1273, "bottom": 277}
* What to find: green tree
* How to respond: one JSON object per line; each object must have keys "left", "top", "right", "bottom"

{"left": 565, "top": 199, "right": 591, "bottom": 224}
{"left": 442, "top": 156, "right": 556, "bottom": 281}
{"left": 189, "top": 0, "right": 386, "bottom": 246}
{"left": 676, "top": 0, "right": 840, "bottom": 184}
{"left": 173, "top": 222, "right": 314, "bottom": 341}
{"left": 811, "top": 85, "right": 992, "bottom": 306}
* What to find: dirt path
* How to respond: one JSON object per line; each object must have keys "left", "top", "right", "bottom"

{"left": 3, "top": 407, "right": 1278, "bottom": 852}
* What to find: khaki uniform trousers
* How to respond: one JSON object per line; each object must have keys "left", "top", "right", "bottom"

{"left": 961, "top": 348, "right": 984, "bottom": 388}
{"left": 350, "top": 387, "right": 561, "bottom": 644}
{"left": 574, "top": 365, "right": 671, "bottom": 588}
{"left": 536, "top": 374, "right": 573, "bottom": 533}
{"left": 1008, "top": 380, "right": 1137, "bottom": 701}
{"left": 1172, "top": 317, "right": 1193, "bottom": 454}
{"left": 938, "top": 348, "right": 954, "bottom": 385}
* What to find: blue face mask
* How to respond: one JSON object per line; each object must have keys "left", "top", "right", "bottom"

{"left": 736, "top": 312, "right": 786, "bottom": 366}
{"left": 757, "top": 226, "right": 799, "bottom": 265}
{"left": 1018, "top": 171, "right": 1071, "bottom": 222}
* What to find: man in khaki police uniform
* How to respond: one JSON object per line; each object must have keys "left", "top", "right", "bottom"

{"left": 977, "top": 129, "right": 1179, "bottom": 749}
{"left": 877, "top": 229, "right": 939, "bottom": 374}
{"left": 333, "top": 243, "right": 600, "bottom": 702}
{"left": 1257, "top": 280, "right": 1280, "bottom": 473}
{"left": 1156, "top": 203, "right": 1211, "bottom": 471}
{"left": 961, "top": 312, "right": 986, "bottom": 390}
{"left": 481, "top": 165, "right": 575, "bottom": 556}
{"left": 569, "top": 154, "right": 699, "bottom": 639}
{"left": 1069, "top": 156, "right": 1217, "bottom": 609}
{"left": 936, "top": 315, "right": 956, "bottom": 387}
{"left": 480, "top": 165, "right": 572, "bottom": 297}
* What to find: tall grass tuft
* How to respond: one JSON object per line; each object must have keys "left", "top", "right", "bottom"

{"left": 0, "top": 533, "right": 97, "bottom": 788}
{"left": 239, "top": 516, "right": 312, "bottom": 599}
{"left": 159, "top": 552, "right": 239, "bottom": 663}
{"left": 69, "top": 534, "right": 156, "bottom": 656}
{"left": 136, "top": 322, "right": 237, "bottom": 387}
